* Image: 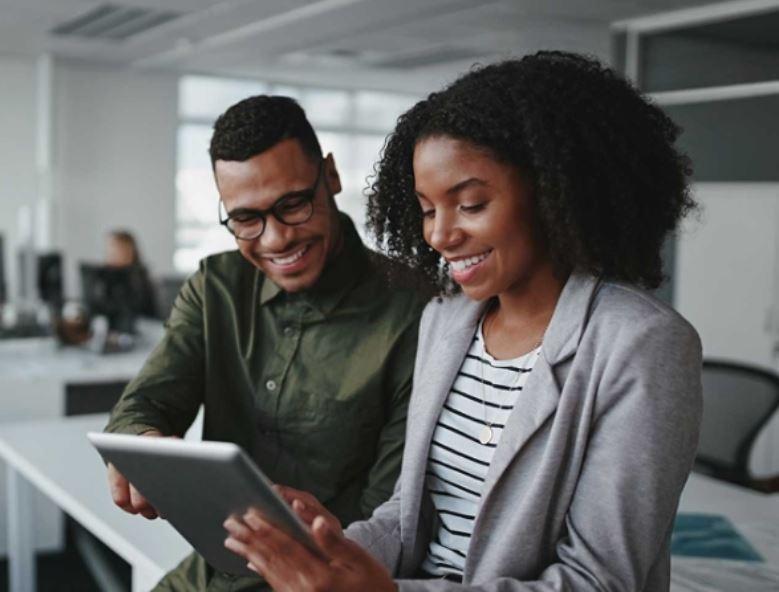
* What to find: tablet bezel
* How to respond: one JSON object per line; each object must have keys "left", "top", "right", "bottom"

{"left": 88, "top": 432, "right": 322, "bottom": 576}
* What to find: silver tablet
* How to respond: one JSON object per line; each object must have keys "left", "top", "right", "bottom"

{"left": 88, "top": 432, "right": 321, "bottom": 576}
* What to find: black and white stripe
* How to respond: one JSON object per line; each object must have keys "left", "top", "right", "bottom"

{"left": 421, "top": 316, "right": 540, "bottom": 578}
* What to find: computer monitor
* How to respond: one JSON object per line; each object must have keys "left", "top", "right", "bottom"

{"left": 37, "top": 252, "right": 63, "bottom": 306}
{"left": 0, "top": 234, "right": 6, "bottom": 304}
{"left": 80, "top": 263, "right": 137, "bottom": 333}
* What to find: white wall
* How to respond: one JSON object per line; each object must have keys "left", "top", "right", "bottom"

{"left": 0, "top": 55, "right": 38, "bottom": 301}
{"left": 675, "top": 183, "right": 779, "bottom": 476}
{"left": 53, "top": 60, "right": 179, "bottom": 297}
{"left": 676, "top": 184, "right": 779, "bottom": 370}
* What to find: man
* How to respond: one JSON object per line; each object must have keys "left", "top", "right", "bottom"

{"left": 105, "top": 96, "right": 428, "bottom": 591}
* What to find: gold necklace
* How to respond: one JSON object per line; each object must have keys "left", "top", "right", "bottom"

{"left": 478, "top": 305, "right": 545, "bottom": 445}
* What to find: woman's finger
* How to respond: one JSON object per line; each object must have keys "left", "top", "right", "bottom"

{"left": 237, "top": 518, "right": 330, "bottom": 591}
{"left": 225, "top": 536, "right": 269, "bottom": 576}
{"left": 270, "top": 487, "right": 344, "bottom": 537}
{"left": 242, "top": 508, "right": 269, "bottom": 531}
{"left": 240, "top": 514, "right": 308, "bottom": 559}
{"left": 290, "top": 498, "right": 317, "bottom": 523}
{"left": 311, "top": 515, "right": 365, "bottom": 564}
{"left": 224, "top": 535, "right": 249, "bottom": 558}
{"left": 274, "top": 485, "right": 322, "bottom": 510}
{"left": 223, "top": 515, "right": 254, "bottom": 543}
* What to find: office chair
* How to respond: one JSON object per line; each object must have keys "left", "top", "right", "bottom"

{"left": 695, "top": 359, "right": 779, "bottom": 492}
{"left": 154, "top": 274, "right": 187, "bottom": 320}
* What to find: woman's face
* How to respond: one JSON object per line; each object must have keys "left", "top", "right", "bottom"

{"left": 106, "top": 237, "right": 135, "bottom": 267}
{"left": 413, "top": 135, "right": 547, "bottom": 301}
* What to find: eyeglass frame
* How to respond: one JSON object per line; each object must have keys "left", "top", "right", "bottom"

{"left": 218, "top": 158, "right": 325, "bottom": 241}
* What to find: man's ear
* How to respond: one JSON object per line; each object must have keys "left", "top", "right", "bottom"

{"left": 323, "top": 153, "right": 342, "bottom": 196}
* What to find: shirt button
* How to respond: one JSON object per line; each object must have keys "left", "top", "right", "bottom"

{"left": 265, "top": 379, "right": 277, "bottom": 391}
{"left": 283, "top": 326, "right": 293, "bottom": 336}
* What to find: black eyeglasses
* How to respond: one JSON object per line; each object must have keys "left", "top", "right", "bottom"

{"left": 219, "top": 160, "right": 324, "bottom": 241}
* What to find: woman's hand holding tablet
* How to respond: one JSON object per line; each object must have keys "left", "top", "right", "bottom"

{"left": 223, "top": 488, "right": 396, "bottom": 592}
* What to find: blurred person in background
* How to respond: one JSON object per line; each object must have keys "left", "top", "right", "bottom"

{"left": 105, "top": 229, "right": 157, "bottom": 318}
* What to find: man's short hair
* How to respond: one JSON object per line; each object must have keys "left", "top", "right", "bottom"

{"left": 209, "top": 95, "right": 322, "bottom": 167}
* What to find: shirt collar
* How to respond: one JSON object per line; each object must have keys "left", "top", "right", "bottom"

{"left": 259, "top": 214, "right": 371, "bottom": 316}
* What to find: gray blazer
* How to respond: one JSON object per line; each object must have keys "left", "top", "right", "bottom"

{"left": 346, "top": 272, "right": 702, "bottom": 591}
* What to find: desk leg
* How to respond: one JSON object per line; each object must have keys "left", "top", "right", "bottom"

{"left": 132, "top": 565, "right": 161, "bottom": 592}
{"left": 7, "top": 466, "right": 35, "bottom": 592}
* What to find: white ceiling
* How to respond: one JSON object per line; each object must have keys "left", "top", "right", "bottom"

{"left": 0, "top": 0, "right": 732, "bottom": 92}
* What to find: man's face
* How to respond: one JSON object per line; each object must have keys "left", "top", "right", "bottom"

{"left": 215, "top": 138, "right": 343, "bottom": 293}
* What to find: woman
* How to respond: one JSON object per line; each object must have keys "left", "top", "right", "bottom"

{"left": 224, "top": 51, "right": 702, "bottom": 591}
{"left": 105, "top": 229, "right": 157, "bottom": 318}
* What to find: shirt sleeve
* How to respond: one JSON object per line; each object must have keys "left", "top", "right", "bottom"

{"left": 104, "top": 265, "right": 206, "bottom": 437}
{"left": 358, "top": 314, "right": 422, "bottom": 517}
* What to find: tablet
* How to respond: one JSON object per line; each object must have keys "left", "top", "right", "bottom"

{"left": 88, "top": 432, "right": 322, "bottom": 576}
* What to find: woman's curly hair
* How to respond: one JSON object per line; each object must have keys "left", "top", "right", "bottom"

{"left": 367, "top": 51, "right": 695, "bottom": 293}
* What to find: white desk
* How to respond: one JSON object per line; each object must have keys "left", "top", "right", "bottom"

{"left": 0, "top": 320, "right": 163, "bottom": 557}
{"left": 0, "top": 414, "right": 192, "bottom": 592}
{"left": 0, "top": 319, "right": 163, "bottom": 394}
{"left": 672, "top": 472, "right": 779, "bottom": 591}
{"left": 2, "top": 413, "right": 777, "bottom": 592}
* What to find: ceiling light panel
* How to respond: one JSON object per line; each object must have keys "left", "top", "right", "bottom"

{"left": 50, "top": 3, "right": 181, "bottom": 41}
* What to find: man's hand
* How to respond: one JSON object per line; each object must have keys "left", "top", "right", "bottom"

{"left": 106, "top": 429, "right": 164, "bottom": 520}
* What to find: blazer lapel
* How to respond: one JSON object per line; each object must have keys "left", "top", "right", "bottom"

{"left": 474, "top": 272, "right": 601, "bottom": 523}
{"left": 477, "top": 356, "right": 560, "bottom": 503}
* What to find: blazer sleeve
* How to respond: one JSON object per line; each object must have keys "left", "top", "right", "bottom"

{"left": 393, "top": 312, "right": 703, "bottom": 591}
{"left": 345, "top": 477, "right": 404, "bottom": 572}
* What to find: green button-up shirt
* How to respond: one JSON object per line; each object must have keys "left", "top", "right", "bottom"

{"left": 106, "top": 217, "right": 427, "bottom": 591}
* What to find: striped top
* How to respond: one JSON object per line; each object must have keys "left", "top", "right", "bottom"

{"left": 421, "top": 315, "right": 541, "bottom": 578}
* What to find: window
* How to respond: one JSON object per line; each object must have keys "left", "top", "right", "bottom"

{"left": 175, "top": 75, "right": 418, "bottom": 272}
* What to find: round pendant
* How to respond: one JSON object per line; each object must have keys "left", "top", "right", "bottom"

{"left": 479, "top": 425, "right": 493, "bottom": 445}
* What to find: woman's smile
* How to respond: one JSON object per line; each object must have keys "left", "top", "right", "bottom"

{"left": 448, "top": 250, "right": 493, "bottom": 284}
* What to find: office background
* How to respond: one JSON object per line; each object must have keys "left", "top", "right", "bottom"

{"left": 1, "top": 0, "right": 778, "bottom": 503}
{"left": 5, "top": 0, "right": 777, "bottom": 465}
{"left": 1, "top": 0, "right": 778, "bottom": 590}
{"left": 0, "top": 0, "right": 726, "bottom": 295}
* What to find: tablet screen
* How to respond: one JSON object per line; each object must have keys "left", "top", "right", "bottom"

{"left": 89, "top": 432, "right": 321, "bottom": 575}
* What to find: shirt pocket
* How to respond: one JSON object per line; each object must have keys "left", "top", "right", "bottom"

{"left": 285, "top": 388, "right": 382, "bottom": 433}
{"left": 278, "top": 385, "right": 386, "bottom": 469}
